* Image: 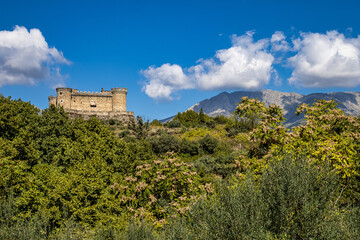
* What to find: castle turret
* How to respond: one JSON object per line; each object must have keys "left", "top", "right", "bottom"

{"left": 111, "top": 87, "right": 127, "bottom": 111}
{"left": 48, "top": 95, "right": 56, "bottom": 107}
{"left": 56, "top": 88, "right": 72, "bottom": 109}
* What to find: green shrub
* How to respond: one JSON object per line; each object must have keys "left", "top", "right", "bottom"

{"left": 206, "top": 119, "right": 216, "bottom": 129}
{"left": 213, "top": 115, "right": 231, "bottom": 125}
{"left": 166, "top": 120, "right": 182, "bottom": 128}
{"left": 164, "top": 155, "right": 358, "bottom": 239}
{"left": 118, "top": 129, "right": 130, "bottom": 138}
{"left": 150, "top": 119, "right": 163, "bottom": 127}
{"left": 56, "top": 220, "right": 92, "bottom": 240}
{"left": 179, "top": 138, "right": 200, "bottom": 156}
{"left": 173, "top": 110, "right": 199, "bottom": 127}
{"left": 121, "top": 220, "right": 157, "bottom": 240}
{"left": 172, "top": 109, "right": 214, "bottom": 128}
{"left": 0, "top": 197, "right": 53, "bottom": 240}
{"left": 194, "top": 154, "right": 236, "bottom": 179}
{"left": 198, "top": 134, "right": 219, "bottom": 154}
{"left": 224, "top": 118, "right": 242, "bottom": 136}
{"left": 148, "top": 133, "right": 181, "bottom": 155}
{"left": 128, "top": 116, "right": 150, "bottom": 140}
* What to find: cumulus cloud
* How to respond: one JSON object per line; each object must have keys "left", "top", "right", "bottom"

{"left": 271, "top": 31, "right": 290, "bottom": 52}
{"left": 142, "top": 32, "right": 275, "bottom": 100}
{"left": 191, "top": 32, "right": 274, "bottom": 90}
{"left": 0, "top": 26, "right": 70, "bottom": 87}
{"left": 142, "top": 30, "right": 360, "bottom": 101}
{"left": 288, "top": 31, "right": 360, "bottom": 88}
{"left": 141, "top": 63, "right": 192, "bottom": 100}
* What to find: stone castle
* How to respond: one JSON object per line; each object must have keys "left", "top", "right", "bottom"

{"left": 48, "top": 87, "right": 135, "bottom": 122}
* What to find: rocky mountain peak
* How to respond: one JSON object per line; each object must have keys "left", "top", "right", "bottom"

{"left": 187, "top": 90, "right": 360, "bottom": 127}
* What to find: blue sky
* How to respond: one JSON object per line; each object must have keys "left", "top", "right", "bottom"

{"left": 1, "top": 0, "right": 360, "bottom": 119}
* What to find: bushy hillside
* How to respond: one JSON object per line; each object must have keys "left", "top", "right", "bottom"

{"left": 1, "top": 95, "right": 360, "bottom": 239}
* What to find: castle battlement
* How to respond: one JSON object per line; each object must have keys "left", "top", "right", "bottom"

{"left": 73, "top": 91, "right": 112, "bottom": 96}
{"left": 111, "top": 87, "right": 127, "bottom": 92}
{"left": 48, "top": 87, "right": 134, "bottom": 122}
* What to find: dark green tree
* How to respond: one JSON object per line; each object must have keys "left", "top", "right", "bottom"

{"left": 128, "top": 116, "right": 150, "bottom": 140}
{"left": 199, "top": 108, "right": 205, "bottom": 123}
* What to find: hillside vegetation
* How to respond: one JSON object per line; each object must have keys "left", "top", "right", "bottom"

{"left": 0, "top": 95, "right": 360, "bottom": 239}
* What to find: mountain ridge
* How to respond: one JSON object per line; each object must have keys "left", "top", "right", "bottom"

{"left": 187, "top": 90, "right": 360, "bottom": 127}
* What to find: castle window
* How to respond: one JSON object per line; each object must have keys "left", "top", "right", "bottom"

{"left": 60, "top": 99, "right": 64, "bottom": 103}
{"left": 59, "top": 92, "right": 62, "bottom": 96}
{"left": 90, "top": 101, "right": 96, "bottom": 107}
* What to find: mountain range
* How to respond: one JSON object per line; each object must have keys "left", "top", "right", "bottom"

{"left": 187, "top": 90, "right": 360, "bottom": 127}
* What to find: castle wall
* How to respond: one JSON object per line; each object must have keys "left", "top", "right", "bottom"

{"left": 70, "top": 95, "right": 113, "bottom": 111}
{"left": 66, "top": 109, "right": 135, "bottom": 122}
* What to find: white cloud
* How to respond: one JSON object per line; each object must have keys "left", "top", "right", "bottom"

{"left": 141, "top": 63, "right": 192, "bottom": 100}
{"left": 0, "top": 26, "right": 70, "bottom": 87}
{"left": 271, "top": 31, "right": 290, "bottom": 52}
{"left": 142, "top": 30, "right": 360, "bottom": 101}
{"left": 288, "top": 31, "right": 360, "bottom": 88}
{"left": 191, "top": 32, "right": 274, "bottom": 90}
{"left": 142, "top": 32, "right": 275, "bottom": 100}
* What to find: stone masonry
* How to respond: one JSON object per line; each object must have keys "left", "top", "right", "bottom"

{"left": 48, "top": 87, "right": 135, "bottom": 122}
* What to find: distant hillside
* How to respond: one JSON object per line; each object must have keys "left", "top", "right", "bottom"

{"left": 187, "top": 90, "right": 360, "bottom": 127}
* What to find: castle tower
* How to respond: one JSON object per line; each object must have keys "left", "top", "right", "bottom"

{"left": 111, "top": 88, "right": 127, "bottom": 111}
{"left": 48, "top": 95, "right": 56, "bottom": 107}
{"left": 56, "top": 88, "right": 72, "bottom": 109}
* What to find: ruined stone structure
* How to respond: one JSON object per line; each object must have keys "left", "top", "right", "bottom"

{"left": 48, "top": 87, "right": 135, "bottom": 122}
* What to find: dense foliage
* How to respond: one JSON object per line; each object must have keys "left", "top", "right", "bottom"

{"left": 162, "top": 156, "right": 359, "bottom": 239}
{"left": 237, "top": 98, "right": 360, "bottom": 204}
{"left": 0, "top": 95, "right": 359, "bottom": 239}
